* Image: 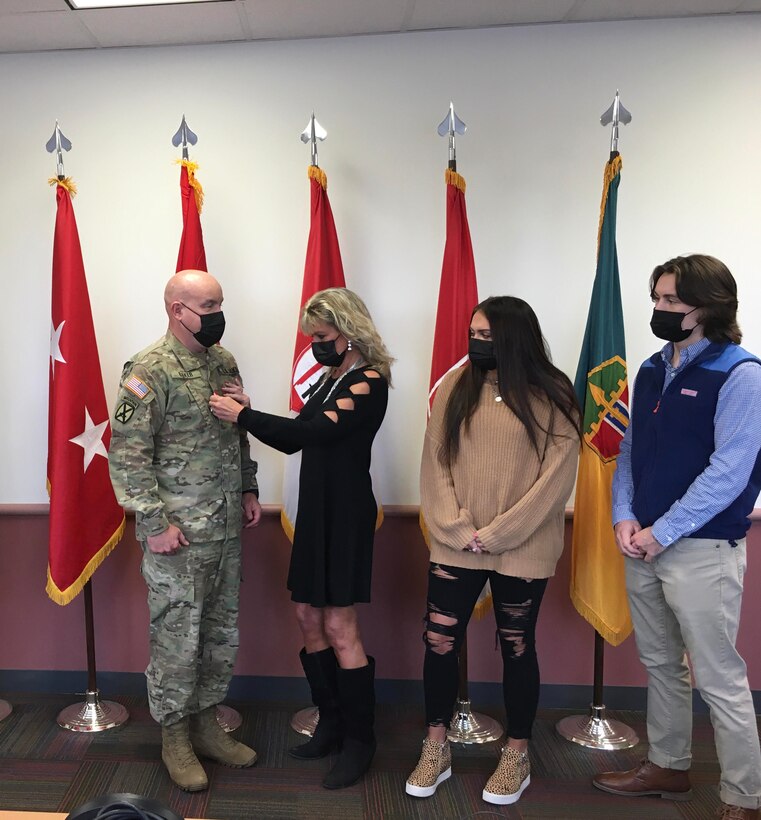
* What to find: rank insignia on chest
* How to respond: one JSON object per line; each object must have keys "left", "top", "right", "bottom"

{"left": 124, "top": 375, "right": 150, "bottom": 399}
{"left": 115, "top": 400, "right": 136, "bottom": 424}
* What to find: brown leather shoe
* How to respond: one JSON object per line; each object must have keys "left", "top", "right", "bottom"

{"left": 717, "top": 804, "right": 760, "bottom": 820}
{"left": 592, "top": 758, "right": 692, "bottom": 801}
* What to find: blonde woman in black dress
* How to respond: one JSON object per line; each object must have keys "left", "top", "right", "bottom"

{"left": 210, "top": 287, "right": 392, "bottom": 790}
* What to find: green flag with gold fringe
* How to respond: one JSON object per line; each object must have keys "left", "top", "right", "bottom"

{"left": 569, "top": 153, "right": 633, "bottom": 646}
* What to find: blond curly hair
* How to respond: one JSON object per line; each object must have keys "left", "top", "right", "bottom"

{"left": 301, "top": 287, "right": 394, "bottom": 384}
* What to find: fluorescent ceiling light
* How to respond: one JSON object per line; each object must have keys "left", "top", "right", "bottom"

{"left": 68, "top": 0, "right": 227, "bottom": 9}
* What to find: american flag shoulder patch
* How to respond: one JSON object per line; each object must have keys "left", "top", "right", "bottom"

{"left": 125, "top": 375, "right": 150, "bottom": 400}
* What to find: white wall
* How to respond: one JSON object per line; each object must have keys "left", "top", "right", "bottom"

{"left": 2, "top": 15, "right": 761, "bottom": 504}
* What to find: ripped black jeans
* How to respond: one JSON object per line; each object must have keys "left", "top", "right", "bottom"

{"left": 423, "top": 562, "right": 548, "bottom": 739}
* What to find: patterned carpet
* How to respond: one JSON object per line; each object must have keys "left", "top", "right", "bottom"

{"left": 0, "top": 693, "right": 754, "bottom": 819}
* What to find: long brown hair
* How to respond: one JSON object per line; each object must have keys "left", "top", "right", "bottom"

{"left": 442, "top": 296, "right": 581, "bottom": 464}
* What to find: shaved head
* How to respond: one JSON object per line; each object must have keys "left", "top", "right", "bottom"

{"left": 165, "top": 269, "right": 225, "bottom": 352}
{"left": 164, "top": 269, "right": 222, "bottom": 307}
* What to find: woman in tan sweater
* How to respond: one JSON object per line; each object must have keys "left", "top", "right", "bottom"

{"left": 406, "top": 296, "right": 580, "bottom": 806}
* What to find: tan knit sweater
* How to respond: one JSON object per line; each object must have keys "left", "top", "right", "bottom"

{"left": 421, "top": 370, "right": 579, "bottom": 579}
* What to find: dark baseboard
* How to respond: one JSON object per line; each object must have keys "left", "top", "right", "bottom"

{"left": 1, "top": 670, "right": 758, "bottom": 714}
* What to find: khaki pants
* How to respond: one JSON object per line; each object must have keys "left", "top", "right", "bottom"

{"left": 141, "top": 537, "right": 241, "bottom": 726}
{"left": 625, "top": 537, "right": 761, "bottom": 809}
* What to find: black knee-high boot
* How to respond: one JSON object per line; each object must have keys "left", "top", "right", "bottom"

{"left": 289, "top": 647, "right": 343, "bottom": 760}
{"left": 322, "top": 657, "right": 376, "bottom": 789}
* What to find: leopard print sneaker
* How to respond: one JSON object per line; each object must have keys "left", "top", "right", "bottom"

{"left": 482, "top": 745, "right": 530, "bottom": 805}
{"left": 405, "top": 738, "right": 452, "bottom": 798}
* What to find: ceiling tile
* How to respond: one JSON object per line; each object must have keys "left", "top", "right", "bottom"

{"left": 76, "top": 2, "right": 246, "bottom": 47}
{"left": 0, "top": 11, "right": 95, "bottom": 52}
{"left": 0, "top": 0, "right": 758, "bottom": 54}
{"left": 569, "top": 0, "right": 742, "bottom": 21}
{"left": 408, "top": 0, "right": 578, "bottom": 30}
{"left": 241, "top": 0, "right": 409, "bottom": 39}
{"left": 0, "top": 0, "right": 69, "bottom": 11}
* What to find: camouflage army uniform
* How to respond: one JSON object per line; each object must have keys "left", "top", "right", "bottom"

{"left": 109, "top": 332, "right": 258, "bottom": 726}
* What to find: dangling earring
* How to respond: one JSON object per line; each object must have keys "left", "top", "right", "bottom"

{"left": 347, "top": 340, "right": 353, "bottom": 351}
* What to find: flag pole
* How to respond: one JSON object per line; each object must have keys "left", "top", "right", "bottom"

{"left": 290, "top": 112, "right": 329, "bottom": 739}
{"left": 45, "top": 123, "right": 128, "bottom": 733}
{"left": 556, "top": 93, "right": 637, "bottom": 750}
{"left": 56, "top": 580, "right": 129, "bottom": 731}
{"left": 432, "top": 103, "right": 501, "bottom": 745}
{"left": 171, "top": 116, "right": 240, "bottom": 733}
{"left": 447, "top": 634, "right": 503, "bottom": 744}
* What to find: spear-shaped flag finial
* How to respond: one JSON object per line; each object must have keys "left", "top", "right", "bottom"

{"left": 171, "top": 115, "right": 198, "bottom": 161}
{"left": 437, "top": 102, "right": 467, "bottom": 172}
{"left": 600, "top": 90, "right": 632, "bottom": 157}
{"left": 300, "top": 113, "right": 327, "bottom": 167}
{"left": 45, "top": 121, "right": 72, "bottom": 180}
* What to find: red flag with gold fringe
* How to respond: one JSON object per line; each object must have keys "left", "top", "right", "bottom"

{"left": 288, "top": 166, "right": 346, "bottom": 414}
{"left": 422, "top": 168, "right": 488, "bottom": 613}
{"left": 176, "top": 160, "right": 206, "bottom": 272}
{"left": 282, "top": 166, "right": 347, "bottom": 540}
{"left": 47, "top": 178, "right": 125, "bottom": 605}
{"left": 426, "top": 169, "right": 479, "bottom": 414}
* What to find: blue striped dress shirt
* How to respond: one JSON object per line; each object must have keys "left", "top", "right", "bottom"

{"left": 612, "top": 337, "right": 761, "bottom": 547}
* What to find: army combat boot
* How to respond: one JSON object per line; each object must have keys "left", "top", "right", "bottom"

{"left": 161, "top": 717, "right": 208, "bottom": 791}
{"left": 190, "top": 706, "right": 257, "bottom": 767}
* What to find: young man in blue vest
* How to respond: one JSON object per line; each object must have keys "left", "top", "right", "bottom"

{"left": 593, "top": 255, "right": 761, "bottom": 820}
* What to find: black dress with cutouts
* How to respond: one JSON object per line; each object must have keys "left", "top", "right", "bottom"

{"left": 237, "top": 366, "right": 389, "bottom": 607}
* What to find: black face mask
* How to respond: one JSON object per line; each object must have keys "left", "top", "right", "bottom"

{"left": 650, "top": 307, "right": 697, "bottom": 343}
{"left": 468, "top": 338, "right": 497, "bottom": 371}
{"left": 180, "top": 304, "right": 226, "bottom": 348}
{"left": 312, "top": 339, "right": 346, "bottom": 367}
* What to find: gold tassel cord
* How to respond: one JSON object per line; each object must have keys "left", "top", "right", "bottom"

{"left": 308, "top": 165, "right": 328, "bottom": 190}
{"left": 445, "top": 169, "right": 466, "bottom": 193}
{"left": 48, "top": 177, "right": 77, "bottom": 197}
{"left": 596, "top": 154, "right": 623, "bottom": 252}
{"left": 175, "top": 159, "right": 204, "bottom": 214}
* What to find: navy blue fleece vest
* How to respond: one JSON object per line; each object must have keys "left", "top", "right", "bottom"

{"left": 630, "top": 342, "right": 761, "bottom": 539}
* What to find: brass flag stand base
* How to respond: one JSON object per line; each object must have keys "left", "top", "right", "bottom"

{"left": 447, "top": 636, "right": 503, "bottom": 745}
{"left": 556, "top": 703, "right": 638, "bottom": 750}
{"left": 57, "top": 582, "right": 129, "bottom": 733}
{"left": 556, "top": 633, "right": 638, "bottom": 750}
{"left": 448, "top": 698, "right": 503, "bottom": 744}
{"left": 0, "top": 699, "right": 11, "bottom": 722}
{"left": 216, "top": 704, "right": 242, "bottom": 733}
{"left": 290, "top": 706, "right": 318, "bottom": 736}
{"left": 57, "top": 690, "right": 129, "bottom": 732}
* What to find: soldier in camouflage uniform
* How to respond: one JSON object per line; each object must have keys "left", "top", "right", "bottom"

{"left": 108, "top": 269, "right": 260, "bottom": 792}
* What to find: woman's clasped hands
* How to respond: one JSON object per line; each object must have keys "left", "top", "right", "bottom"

{"left": 464, "top": 534, "right": 488, "bottom": 554}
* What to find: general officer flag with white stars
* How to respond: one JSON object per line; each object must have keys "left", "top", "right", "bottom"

{"left": 46, "top": 177, "right": 124, "bottom": 605}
